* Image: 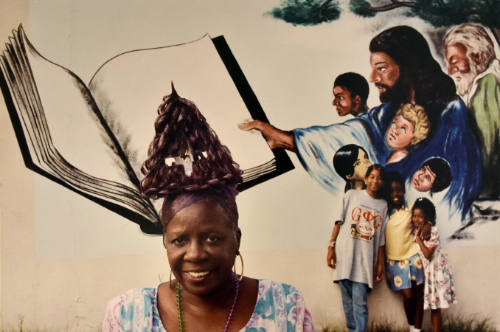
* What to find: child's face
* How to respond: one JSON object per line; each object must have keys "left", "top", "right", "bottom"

{"left": 365, "top": 168, "right": 383, "bottom": 196}
{"left": 386, "top": 115, "right": 415, "bottom": 149}
{"left": 411, "top": 165, "right": 436, "bottom": 192}
{"left": 412, "top": 208, "right": 426, "bottom": 228}
{"left": 332, "top": 86, "right": 355, "bottom": 116}
{"left": 390, "top": 181, "right": 405, "bottom": 207}
{"left": 347, "top": 148, "right": 372, "bottom": 181}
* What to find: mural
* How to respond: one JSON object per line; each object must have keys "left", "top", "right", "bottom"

{"left": 242, "top": 2, "right": 500, "bottom": 240}
{"left": 1, "top": 0, "right": 500, "bottom": 330}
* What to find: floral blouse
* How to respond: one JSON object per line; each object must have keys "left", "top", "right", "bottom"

{"left": 102, "top": 279, "right": 315, "bottom": 331}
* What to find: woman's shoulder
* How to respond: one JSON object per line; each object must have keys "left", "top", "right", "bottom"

{"left": 103, "top": 287, "right": 160, "bottom": 330}
{"left": 258, "top": 279, "right": 301, "bottom": 293}
{"left": 256, "top": 279, "right": 306, "bottom": 306}
{"left": 251, "top": 279, "right": 315, "bottom": 331}
{"left": 105, "top": 287, "right": 157, "bottom": 311}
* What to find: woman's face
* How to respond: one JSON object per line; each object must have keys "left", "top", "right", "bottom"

{"left": 164, "top": 199, "right": 240, "bottom": 297}
{"left": 412, "top": 207, "right": 426, "bottom": 228}
{"left": 347, "top": 148, "right": 372, "bottom": 181}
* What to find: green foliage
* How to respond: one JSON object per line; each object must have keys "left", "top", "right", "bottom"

{"left": 350, "top": 0, "right": 376, "bottom": 17}
{"left": 269, "top": 0, "right": 341, "bottom": 26}
{"left": 270, "top": 0, "right": 500, "bottom": 29}
{"left": 410, "top": 0, "right": 500, "bottom": 28}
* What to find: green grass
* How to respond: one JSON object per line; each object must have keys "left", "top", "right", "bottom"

{"left": 320, "top": 313, "right": 498, "bottom": 332}
{"left": 442, "top": 314, "right": 497, "bottom": 332}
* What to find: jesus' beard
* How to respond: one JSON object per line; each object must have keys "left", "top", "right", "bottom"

{"left": 378, "top": 77, "right": 412, "bottom": 105}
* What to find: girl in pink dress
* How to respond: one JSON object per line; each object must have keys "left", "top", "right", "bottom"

{"left": 412, "top": 198, "right": 457, "bottom": 332}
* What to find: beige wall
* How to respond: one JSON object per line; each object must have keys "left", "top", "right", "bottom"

{"left": 1, "top": 0, "right": 499, "bottom": 330}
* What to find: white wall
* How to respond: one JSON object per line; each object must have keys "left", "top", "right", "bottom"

{"left": 1, "top": 0, "right": 499, "bottom": 330}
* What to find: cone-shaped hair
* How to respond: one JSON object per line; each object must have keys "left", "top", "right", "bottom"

{"left": 141, "top": 85, "right": 242, "bottom": 199}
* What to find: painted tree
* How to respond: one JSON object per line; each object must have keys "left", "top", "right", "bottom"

{"left": 350, "top": 0, "right": 499, "bottom": 39}
{"left": 270, "top": 0, "right": 500, "bottom": 39}
{"left": 269, "top": 0, "right": 340, "bottom": 25}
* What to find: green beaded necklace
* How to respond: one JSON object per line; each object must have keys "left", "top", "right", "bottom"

{"left": 176, "top": 282, "right": 184, "bottom": 332}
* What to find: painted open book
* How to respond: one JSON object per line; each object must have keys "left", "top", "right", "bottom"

{"left": 0, "top": 26, "right": 293, "bottom": 234}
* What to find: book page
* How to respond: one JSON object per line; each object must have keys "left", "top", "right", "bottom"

{"left": 88, "top": 35, "right": 274, "bottom": 178}
{"left": 20, "top": 30, "right": 138, "bottom": 186}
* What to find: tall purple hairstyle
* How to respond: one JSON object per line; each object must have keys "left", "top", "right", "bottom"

{"left": 141, "top": 84, "right": 243, "bottom": 229}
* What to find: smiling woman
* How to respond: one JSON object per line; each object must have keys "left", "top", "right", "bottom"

{"left": 102, "top": 87, "right": 315, "bottom": 331}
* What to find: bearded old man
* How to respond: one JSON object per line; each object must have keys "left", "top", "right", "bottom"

{"left": 444, "top": 23, "right": 500, "bottom": 199}
{"left": 240, "top": 25, "right": 482, "bottom": 229}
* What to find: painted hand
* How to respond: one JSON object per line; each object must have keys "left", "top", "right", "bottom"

{"left": 239, "top": 120, "right": 295, "bottom": 151}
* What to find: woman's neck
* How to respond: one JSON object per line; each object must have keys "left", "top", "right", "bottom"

{"left": 180, "top": 279, "right": 236, "bottom": 312}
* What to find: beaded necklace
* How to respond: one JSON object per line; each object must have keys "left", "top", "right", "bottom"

{"left": 176, "top": 272, "right": 240, "bottom": 332}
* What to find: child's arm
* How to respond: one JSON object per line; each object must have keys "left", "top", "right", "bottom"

{"left": 415, "top": 226, "right": 437, "bottom": 260}
{"left": 375, "top": 245, "right": 385, "bottom": 283}
{"left": 327, "top": 223, "right": 341, "bottom": 268}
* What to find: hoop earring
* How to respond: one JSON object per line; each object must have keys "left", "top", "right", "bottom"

{"left": 233, "top": 252, "right": 244, "bottom": 281}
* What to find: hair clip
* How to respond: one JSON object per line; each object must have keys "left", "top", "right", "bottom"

{"left": 164, "top": 150, "right": 208, "bottom": 176}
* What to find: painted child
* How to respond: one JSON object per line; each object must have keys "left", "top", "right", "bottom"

{"left": 333, "top": 144, "right": 373, "bottom": 192}
{"left": 332, "top": 72, "right": 370, "bottom": 117}
{"left": 327, "top": 164, "right": 388, "bottom": 332}
{"left": 385, "top": 103, "right": 430, "bottom": 164}
{"left": 384, "top": 172, "right": 429, "bottom": 332}
{"left": 412, "top": 197, "right": 457, "bottom": 332}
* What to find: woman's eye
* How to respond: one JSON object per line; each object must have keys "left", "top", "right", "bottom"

{"left": 206, "top": 235, "right": 221, "bottom": 244}
{"left": 172, "top": 237, "right": 186, "bottom": 246}
{"left": 401, "top": 127, "right": 406, "bottom": 134}
{"left": 391, "top": 122, "right": 396, "bottom": 128}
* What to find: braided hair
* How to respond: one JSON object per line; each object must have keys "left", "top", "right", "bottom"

{"left": 140, "top": 85, "right": 242, "bottom": 229}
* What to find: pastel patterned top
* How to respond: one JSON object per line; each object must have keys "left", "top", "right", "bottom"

{"left": 102, "top": 279, "right": 315, "bottom": 331}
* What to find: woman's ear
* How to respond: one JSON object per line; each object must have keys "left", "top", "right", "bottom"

{"left": 235, "top": 227, "right": 242, "bottom": 251}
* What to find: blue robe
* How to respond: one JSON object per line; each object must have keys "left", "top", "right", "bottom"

{"left": 293, "top": 98, "right": 482, "bottom": 222}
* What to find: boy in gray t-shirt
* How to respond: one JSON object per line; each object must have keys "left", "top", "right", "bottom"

{"left": 327, "top": 164, "right": 388, "bottom": 332}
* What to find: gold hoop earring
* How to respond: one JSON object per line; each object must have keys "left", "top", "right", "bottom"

{"left": 233, "top": 252, "right": 244, "bottom": 281}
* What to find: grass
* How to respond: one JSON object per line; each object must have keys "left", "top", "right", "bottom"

{"left": 320, "top": 313, "right": 498, "bottom": 332}
{"left": 442, "top": 314, "right": 497, "bottom": 332}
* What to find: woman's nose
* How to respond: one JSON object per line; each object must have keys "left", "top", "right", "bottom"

{"left": 185, "top": 241, "right": 207, "bottom": 261}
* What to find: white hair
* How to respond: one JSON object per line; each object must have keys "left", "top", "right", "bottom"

{"left": 444, "top": 23, "right": 495, "bottom": 73}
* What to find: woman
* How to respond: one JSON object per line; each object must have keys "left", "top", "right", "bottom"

{"left": 102, "top": 87, "right": 315, "bottom": 331}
